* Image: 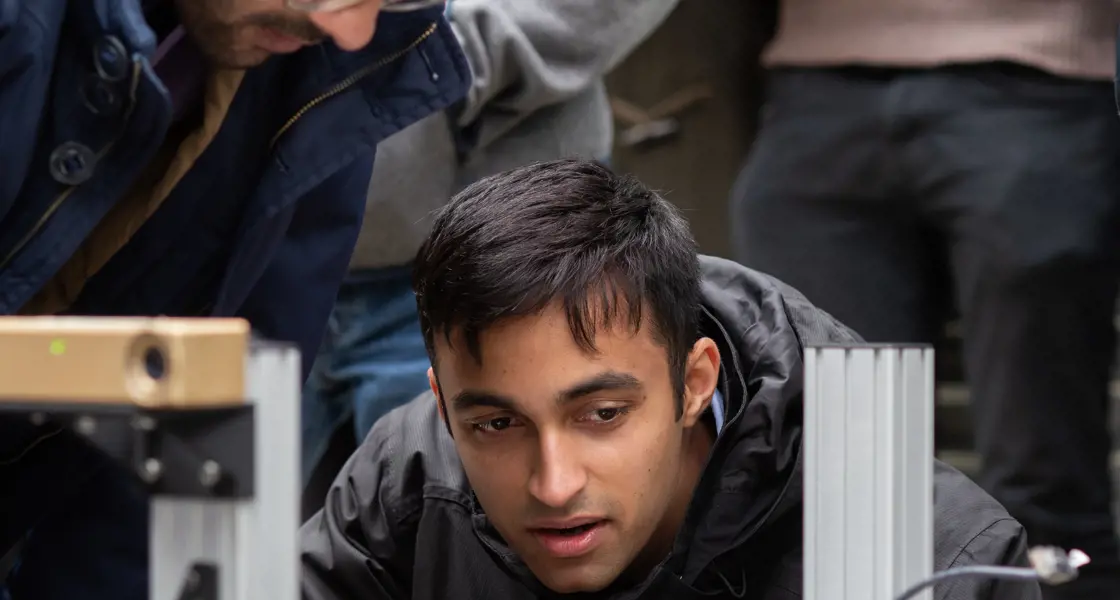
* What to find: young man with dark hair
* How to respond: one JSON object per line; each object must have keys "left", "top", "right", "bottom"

{"left": 300, "top": 158, "right": 1041, "bottom": 599}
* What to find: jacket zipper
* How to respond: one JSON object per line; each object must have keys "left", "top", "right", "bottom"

{"left": 269, "top": 21, "right": 439, "bottom": 150}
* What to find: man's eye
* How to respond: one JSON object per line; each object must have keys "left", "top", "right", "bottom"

{"left": 586, "top": 407, "right": 627, "bottom": 423}
{"left": 471, "top": 416, "right": 518, "bottom": 433}
{"left": 488, "top": 417, "right": 512, "bottom": 430}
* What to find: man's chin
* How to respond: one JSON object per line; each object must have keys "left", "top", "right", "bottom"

{"left": 532, "top": 562, "right": 620, "bottom": 595}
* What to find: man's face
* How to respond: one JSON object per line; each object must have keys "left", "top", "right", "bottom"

{"left": 430, "top": 305, "right": 718, "bottom": 594}
{"left": 175, "top": 0, "right": 384, "bottom": 68}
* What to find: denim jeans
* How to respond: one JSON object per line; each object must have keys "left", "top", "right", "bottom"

{"left": 731, "top": 64, "right": 1120, "bottom": 600}
{"left": 301, "top": 265, "right": 432, "bottom": 486}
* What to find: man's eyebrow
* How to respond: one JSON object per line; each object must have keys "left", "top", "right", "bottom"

{"left": 448, "top": 372, "right": 642, "bottom": 414}
{"left": 557, "top": 371, "right": 642, "bottom": 405}
{"left": 450, "top": 390, "right": 519, "bottom": 413}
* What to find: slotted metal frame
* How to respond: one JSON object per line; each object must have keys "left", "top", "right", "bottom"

{"left": 803, "top": 344, "right": 935, "bottom": 600}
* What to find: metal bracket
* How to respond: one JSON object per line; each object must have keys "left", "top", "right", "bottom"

{"left": 175, "top": 563, "right": 219, "bottom": 600}
{"left": 0, "top": 403, "right": 255, "bottom": 499}
{"left": 127, "top": 406, "right": 256, "bottom": 498}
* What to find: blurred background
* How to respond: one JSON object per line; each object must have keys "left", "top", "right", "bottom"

{"left": 606, "top": 0, "right": 1120, "bottom": 486}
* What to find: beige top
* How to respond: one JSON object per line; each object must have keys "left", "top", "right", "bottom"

{"left": 764, "top": 0, "right": 1120, "bottom": 80}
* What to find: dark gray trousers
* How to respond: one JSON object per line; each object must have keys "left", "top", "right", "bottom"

{"left": 731, "top": 64, "right": 1120, "bottom": 599}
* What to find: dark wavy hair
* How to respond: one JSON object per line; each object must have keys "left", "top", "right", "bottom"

{"left": 413, "top": 158, "right": 702, "bottom": 414}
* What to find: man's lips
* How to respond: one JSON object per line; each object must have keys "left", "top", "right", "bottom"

{"left": 529, "top": 518, "right": 608, "bottom": 559}
{"left": 257, "top": 27, "right": 315, "bottom": 54}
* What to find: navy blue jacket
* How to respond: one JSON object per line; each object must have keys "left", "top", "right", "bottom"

{"left": 0, "top": 0, "right": 470, "bottom": 376}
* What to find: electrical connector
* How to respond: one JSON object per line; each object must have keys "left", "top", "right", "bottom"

{"left": 1028, "top": 546, "right": 1090, "bottom": 586}
{"left": 893, "top": 547, "right": 1090, "bottom": 600}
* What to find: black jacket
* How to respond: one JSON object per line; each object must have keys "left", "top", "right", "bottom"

{"left": 300, "top": 256, "right": 1041, "bottom": 599}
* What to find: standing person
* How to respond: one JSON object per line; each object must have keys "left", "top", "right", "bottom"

{"left": 301, "top": 158, "right": 1042, "bottom": 600}
{"left": 0, "top": 1, "right": 469, "bottom": 598}
{"left": 729, "top": 2, "right": 1120, "bottom": 598}
{"left": 301, "top": 0, "right": 680, "bottom": 488}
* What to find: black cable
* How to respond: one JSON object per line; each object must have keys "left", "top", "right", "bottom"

{"left": 893, "top": 565, "right": 1041, "bottom": 600}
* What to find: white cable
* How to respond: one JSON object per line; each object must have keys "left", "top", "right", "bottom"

{"left": 892, "top": 547, "right": 1090, "bottom": 600}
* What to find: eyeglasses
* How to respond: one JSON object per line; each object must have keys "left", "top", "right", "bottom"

{"left": 286, "top": 0, "right": 446, "bottom": 12}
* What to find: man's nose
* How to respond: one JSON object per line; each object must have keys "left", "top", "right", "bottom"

{"left": 307, "top": 0, "right": 382, "bottom": 51}
{"left": 527, "top": 432, "right": 587, "bottom": 509}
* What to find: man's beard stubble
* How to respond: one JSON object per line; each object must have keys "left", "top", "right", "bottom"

{"left": 173, "top": 0, "right": 327, "bottom": 68}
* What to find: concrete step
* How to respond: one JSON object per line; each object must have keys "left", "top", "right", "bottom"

{"left": 930, "top": 311, "right": 1120, "bottom": 452}
{"left": 933, "top": 314, "right": 1119, "bottom": 378}
{"left": 934, "top": 380, "right": 1120, "bottom": 452}
{"left": 938, "top": 448, "right": 1120, "bottom": 484}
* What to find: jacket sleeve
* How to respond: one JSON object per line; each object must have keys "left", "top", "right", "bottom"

{"left": 936, "top": 518, "right": 1043, "bottom": 600}
{"left": 300, "top": 428, "right": 415, "bottom": 600}
{"left": 0, "top": 1, "right": 54, "bottom": 211}
{"left": 449, "top": 0, "right": 679, "bottom": 150}
{"left": 234, "top": 161, "right": 372, "bottom": 381}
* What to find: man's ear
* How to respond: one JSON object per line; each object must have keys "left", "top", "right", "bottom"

{"left": 429, "top": 367, "right": 443, "bottom": 420}
{"left": 680, "top": 338, "right": 720, "bottom": 428}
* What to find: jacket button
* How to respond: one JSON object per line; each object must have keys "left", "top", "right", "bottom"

{"left": 82, "top": 75, "right": 122, "bottom": 117}
{"left": 93, "top": 35, "right": 130, "bottom": 82}
{"left": 49, "top": 142, "right": 97, "bottom": 186}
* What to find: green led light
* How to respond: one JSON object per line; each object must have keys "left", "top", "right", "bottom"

{"left": 48, "top": 339, "right": 66, "bottom": 356}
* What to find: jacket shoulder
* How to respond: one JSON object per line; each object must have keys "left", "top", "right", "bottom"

{"left": 932, "top": 460, "right": 1041, "bottom": 599}
{"left": 301, "top": 393, "right": 474, "bottom": 599}
{"left": 313, "top": 390, "right": 472, "bottom": 532}
{"left": 361, "top": 391, "right": 473, "bottom": 518}
{"left": 698, "top": 255, "right": 864, "bottom": 347}
{"left": 766, "top": 276, "right": 864, "bottom": 346}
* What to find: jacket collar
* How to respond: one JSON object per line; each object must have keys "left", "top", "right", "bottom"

{"left": 667, "top": 258, "right": 807, "bottom": 584}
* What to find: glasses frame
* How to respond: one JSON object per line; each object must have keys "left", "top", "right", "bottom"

{"left": 286, "top": 0, "right": 445, "bottom": 13}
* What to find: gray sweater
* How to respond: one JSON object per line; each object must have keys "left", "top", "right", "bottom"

{"left": 350, "top": 0, "right": 679, "bottom": 270}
